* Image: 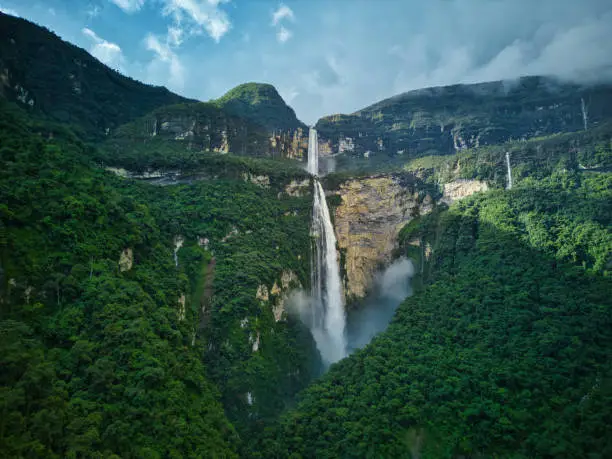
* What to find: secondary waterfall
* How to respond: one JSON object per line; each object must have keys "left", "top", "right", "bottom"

{"left": 308, "top": 128, "right": 347, "bottom": 365}
{"left": 505, "top": 152, "right": 513, "bottom": 190}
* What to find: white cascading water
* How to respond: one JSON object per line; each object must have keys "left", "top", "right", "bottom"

{"left": 308, "top": 128, "right": 347, "bottom": 365}
{"left": 308, "top": 127, "right": 319, "bottom": 176}
{"left": 505, "top": 151, "right": 513, "bottom": 190}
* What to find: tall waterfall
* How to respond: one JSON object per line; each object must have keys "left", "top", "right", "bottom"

{"left": 308, "top": 128, "right": 347, "bottom": 365}
{"left": 581, "top": 97, "right": 589, "bottom": 131}
{"left": 308, "top": 128, "right": 319, "bottom": 176}
{"left": 505, "top": 151, "right": 513, "bottom": 190}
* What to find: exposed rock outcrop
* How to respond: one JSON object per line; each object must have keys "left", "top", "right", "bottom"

{"left": 441, "top": 179, "right": 489, "bottom": 205}
{"left": 284, "top": 179, "right": 311, "bottom": 197}
{"left": 334, "top": 176, "right": 432, "bottom": 301}
{"left": 118, "top": 248, "right": 133, "bottom": 272}
{"left": 333, "top": 173, "right": 490, "bottom": 302}
{"left": 256, "top": 269, "right": 301, "bottom": 322}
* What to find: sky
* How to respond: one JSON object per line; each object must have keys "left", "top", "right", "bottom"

{"left": 2, "top": 0, "right": 612, "bottom": 124}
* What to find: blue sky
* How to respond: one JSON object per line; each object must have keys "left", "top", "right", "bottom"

{"left": 2, "top": 0, "right": 612, "bottom": 124}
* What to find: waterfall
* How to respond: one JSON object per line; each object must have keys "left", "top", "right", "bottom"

{"left": 308, "top": 128, "right": 347, "bottom": 365}
{"left": 581, "top": 97, "right": 588, "bottom": 131}
{"left": 505, "top": 152, "right": 513, "bottom": 190}
{"left": 308, "top": 128, "right": 319, "bottom": 176}
{"left": 173, "top": 235, "right": 184, "bottom": 267}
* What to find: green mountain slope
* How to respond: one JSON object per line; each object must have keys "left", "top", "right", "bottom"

{"left": 215, "top": 82, "right": 307, "bottom": 132}
{"left": 315, "top": 76, "right": 612, "bottom": 165}
{"left": 0, "top": 12, "right": 192, "bottom": 139}
{"left": 98, "top": 100, "right": 309, "bottom": 170}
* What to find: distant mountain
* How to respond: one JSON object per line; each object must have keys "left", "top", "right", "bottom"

{"left": 0, "top": 12, "right": 192, "bottom": 138}
{"left": 315, "top": 76, "right": 612, "bottom": 160}
{"left": 215, "top": 82, "right": 307, "bottom": 132}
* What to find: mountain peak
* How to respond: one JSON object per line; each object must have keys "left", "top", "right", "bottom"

{"left": 215, "top": 82, "right": 306, "bottom": 131}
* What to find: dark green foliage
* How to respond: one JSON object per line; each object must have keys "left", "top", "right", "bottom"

{"left": 403, "top": 121, "right": 612, "bottom": 190}
{"left": 0, "top": 12, "right": 191, "bottom": 140}
{"left": 0, "top": 100, "right": 239, "bottom": 457}
{"left": 262, "top": 170, "right": 612, "bottom": 458}
{"left": 0, "top": 99, "right": 320, "bottom": 457}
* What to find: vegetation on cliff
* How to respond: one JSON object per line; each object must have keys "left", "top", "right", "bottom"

{"left": 316, "top": 76, "right": 612, "bottom": 165}
{"left": 2, "top": 11, "right": 612, "bottom": 459}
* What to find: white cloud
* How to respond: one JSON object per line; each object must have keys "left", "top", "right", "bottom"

{"left": 109, "top": 0, "right": 145, "bottom": 13}
{"left": 272, "top": 4, "right": 294, "bottom": 25}
{"left": 0, "top": 5, "right": 20, "bottom": 17}
{"left": 162, "top": 0, "right": 231, "bottom": 43}
{"left": 87, "top": 5, "right": 102, "bottom": 18}
{"left": 145, "top": 33, "right": 185, "bottom": 89}
{"left": 271, "top": 3, "right": 294, "bottom": 44}
{"left": 277, "top": 26, "right": 292, "bottom": 43}
{"left": 167, "top": 25, "right": 184, "bottom": 46}
{"left": 82, "top": 27, "right": 125, "bottom": 71}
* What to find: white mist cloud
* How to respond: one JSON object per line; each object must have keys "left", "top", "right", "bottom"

{"left": 271, "top": 4, "right": 294, "bottom": 45}
{"left": 82, "top": 27, "right": 125, "bottom": 71}
{"left": 162, "top": 0, "right": 231, "bottom": 43}
{"left": 145, "top": 33, "right": 185, "bottom": 90}
{"left": 346, "top": 257, "right": 415, "bottom": 352}
{"left": 244, "top": 0, "right": 612, "bottom": 124}
{"left": 272, "top": 4, "right": 294, "bottom": 25}
{"left": 277, "top": 26, "right": 292, "bottom": 44}
{"left": 109, "top": 0, "right": 145, "bottom": 13}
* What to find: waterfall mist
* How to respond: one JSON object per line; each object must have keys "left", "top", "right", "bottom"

{"left": 346, "top": 257, "right": 415, "bottom": 352}
{"left": 289, "top": 257, "right": 415, "bottom": 368}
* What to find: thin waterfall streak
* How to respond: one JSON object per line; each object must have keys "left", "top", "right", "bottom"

{"left": 505, "top": 151, "right": 513, "bottom": 190}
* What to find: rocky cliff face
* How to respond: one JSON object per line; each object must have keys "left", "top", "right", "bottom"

{"left": 108, "top": 102, "right": 308, "bottom": 160}
{"left": 331, "top": 173, "right": 491, "bottom": 302}
{"left": 332, "top": 174, "right": 432, "bottom": 302}
{"left": 315, "top": 76, "right": 612, "bottom": 161}
{"left": 441, "top": 179, "right": 489, "bottom": 205}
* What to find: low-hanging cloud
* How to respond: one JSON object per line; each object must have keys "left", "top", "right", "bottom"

{"left": 82, "top": 27, "right": 125, "bottom": 71}
{"left": 244, "top": 0, "right": 612, "bottom": 124}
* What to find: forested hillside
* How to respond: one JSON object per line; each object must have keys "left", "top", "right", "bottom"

{"left": 315, "top": 76, "right": 612, "bottom": 168}
{"left": 0, "top": 12, "right": 192, "bottom": 139}
{"left": 0, "top": 99, "right": 319, "bottom": 457}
